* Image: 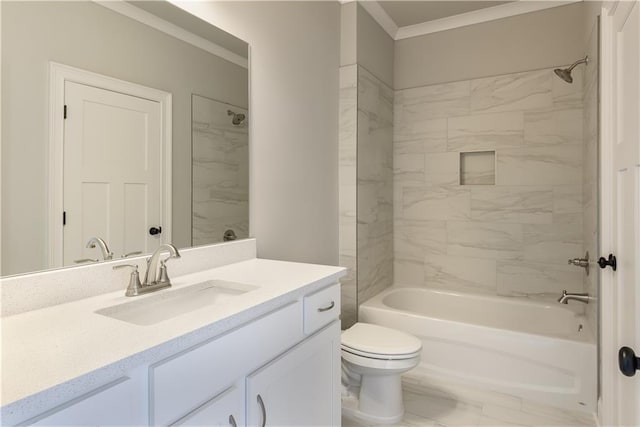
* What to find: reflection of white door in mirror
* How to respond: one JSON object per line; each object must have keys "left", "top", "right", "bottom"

{"left": 48, "top": 63, "right": 173, "bottom": 268}
{"left": 63, "top": 82, "right": 163, "bottom": 265}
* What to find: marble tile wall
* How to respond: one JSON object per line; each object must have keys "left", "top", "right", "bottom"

{"left": 583, "top": 24, "right": 599, "bottom": 338}
{"left": 357, "top": 66, "right": 394, "bottom": 307}
{"left": 339, "top": 65, "right": 358, "bottom": 329}
{"left": 192, "top": 95, "right": 249, "bottom": 246}
{"left": 339, "top": 65, "right": 394, "bottom": 329}
{"left": 394, "top": 67, "right": 586, "bottom": 301}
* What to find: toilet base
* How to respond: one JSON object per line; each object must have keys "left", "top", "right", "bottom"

{"left": 342, "top": 390, "right": 404, "bottom": 424}
{"left": 341, "top": 374, "right": 405, "bottom": 425}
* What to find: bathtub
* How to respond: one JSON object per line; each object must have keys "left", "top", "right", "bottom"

{"left": 359, "top": 287, "right": 597, "bottom": 413}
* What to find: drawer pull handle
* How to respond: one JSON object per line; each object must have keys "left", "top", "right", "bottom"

{"left": 229, "top": 414, "right": 237, "bottom": 427}
{"left": 257, "top": 394, "right": 267, "bottom": 427}
{"left": 317, "top": 301, "right": 335, "bottom": 312}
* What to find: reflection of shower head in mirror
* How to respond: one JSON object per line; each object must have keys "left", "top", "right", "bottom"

{"left": 227, "top": 109, "right": 247, "bottom": 126}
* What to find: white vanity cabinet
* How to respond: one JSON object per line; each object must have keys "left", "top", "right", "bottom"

{"left": 152, "top": 283, "right": 341, "bottom": 427}
{"left": 246, "top": 322, "right": 341, "bottom": 427}
{"left": 171, "top": 383, "right": 245, "bottom": 427}
{"left": 23, "top": 377, "right": 144, "bottom": 426}
{"left": 12, "top": 281, "right": 342, "bottom": 427}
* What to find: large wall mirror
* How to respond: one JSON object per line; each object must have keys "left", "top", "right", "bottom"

{"left": 1, "top": 1, "right": 250, "bottom": 277}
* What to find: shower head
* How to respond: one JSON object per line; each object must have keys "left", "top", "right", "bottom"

{"left": 554, "top": 56, "right": 589, "bottom": 84}
{"left": 227, "top": 109, "right": 246, "bottom": 126}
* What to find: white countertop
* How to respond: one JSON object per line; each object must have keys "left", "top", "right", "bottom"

{"left": 0, "top": 258, "right": 345, "bottom": 421}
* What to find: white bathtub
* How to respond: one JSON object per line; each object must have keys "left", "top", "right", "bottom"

{"left": 359, "top": 287, "right": 597, "bottom": 413}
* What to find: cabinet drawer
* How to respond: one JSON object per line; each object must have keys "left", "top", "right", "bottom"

{"left": 303, "top": 284, "right": 340, "bottom": 334}
{"left": 24, "top": 377, "right": 137, "bottom": 426}
{"left": 150, "top": 301, "right": 303, "bottom": 426}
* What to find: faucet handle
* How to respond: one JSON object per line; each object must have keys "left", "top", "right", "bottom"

{"left": 113, "top": 264, "right": 143, "bottom": 297}
{"left": 158, "top": 260, "right": 171, "bottom": 285}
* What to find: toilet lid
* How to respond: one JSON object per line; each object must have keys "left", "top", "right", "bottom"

{"left": 341, "top": 323, "right": 422, "bottom": 357}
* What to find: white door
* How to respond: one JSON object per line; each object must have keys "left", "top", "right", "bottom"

{"left": 610, "top": 0, "right": 640, "bottom": 424}
{"left": 63, "top": 81, "right": 163, "bottom": 264}
{"left": 246, "top": 323, "right": 340, "bottom": 427}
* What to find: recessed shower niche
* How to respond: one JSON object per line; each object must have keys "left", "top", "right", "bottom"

{"left": 459, "top": 151, "right": 496, "bottom": 185}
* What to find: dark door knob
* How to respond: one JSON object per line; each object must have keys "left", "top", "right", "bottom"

{"left": 598, "top": 254, "right": 617, "bottom": 271}
{"left": 149, "top": 226, "right": 162, "bottom": 236}
{"left": 619, "top": 346, "right": 640, "bottom": 377}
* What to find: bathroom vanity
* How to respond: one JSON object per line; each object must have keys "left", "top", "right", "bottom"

{"left": 0, "top": 240, "right": 345, "bottom": 426}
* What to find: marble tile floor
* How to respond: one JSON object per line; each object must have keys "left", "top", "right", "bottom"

{"left": 342, "top": 377, "right": 596, "bottom": 427}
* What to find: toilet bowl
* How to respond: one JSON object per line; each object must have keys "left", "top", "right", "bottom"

{"left": 341, "top": 323, "right": 422, "bottom": 424}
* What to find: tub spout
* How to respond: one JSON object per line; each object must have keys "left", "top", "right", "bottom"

{"left": 558, "top": 290, "right": 593, "bottom": 304}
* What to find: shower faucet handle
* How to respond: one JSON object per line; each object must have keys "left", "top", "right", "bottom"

{"left": 567, "top": 251, "right": 590, "bottom": 276}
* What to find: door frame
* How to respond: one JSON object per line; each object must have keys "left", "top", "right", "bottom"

{"left": 598, "top": 1, "right": 638, "bottom": 425}
{"left": 48, "top": 62, "right": 172, "bottom": 268}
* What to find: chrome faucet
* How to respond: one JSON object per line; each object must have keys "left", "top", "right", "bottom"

{"left": 143, "top": 243, "right": 181, "bottom": 287}
{"left": 558, "top": 290, "right": 593, "bottom": 304}
{"left": 86, "top": 237, "right": 113, "bottom": 261}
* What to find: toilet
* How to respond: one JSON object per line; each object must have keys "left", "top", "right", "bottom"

{"left": 341, "top": 323, "right": 422, "bottom": 424}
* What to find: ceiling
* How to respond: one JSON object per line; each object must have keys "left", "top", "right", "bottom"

{"left": 378, "top": 1, "right": 513, "bottom": 27}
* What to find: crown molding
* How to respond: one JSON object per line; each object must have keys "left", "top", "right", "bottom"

{"left": 359, "top": 0, "right": 582, "bottom": 41}
{"left": 358, "top": 1, "right": 398, "bottom": 39}
{"left": 94, "top": 1, "right": 248, "bottom": 69}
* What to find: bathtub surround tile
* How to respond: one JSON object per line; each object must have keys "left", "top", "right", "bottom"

{"left": 447, "top": 112, "right": 524, "bottom": 151}
{"left": 524, "top": 109, "right": 583, "bottom": 146}
{"left": 339, "top": 65, "right": 360, "bottom": 329}
{"left": 394, "top": 258, "right": 426, "bottom": 286}
{"left": 399, "top": 80, "right": 471, "bottom": 103}
{"left": 424, "top": 254, "right": 497, "bottom": 294}
{"left": 496, "top": 261, "right": 583, "bottom": 296}
{"left": 447, "top": 221, "right": 523, "bottom": 261}
{"left": 356, "top": 66, "right": 394, "bottom": 311}
{"left": 358, "top": 237, "right": 393, "bottom": 304}
{"left": 582, "top": 24, "right": 600, "bottom": 337}
{"left": 470, "top": 69, "right": 552, "bottom": 114}
{"left": 523, "top": 222, "right": 582, "bottom": 265}
{"left": 553, "top": 185, "right": 583, "bottom": 214}
{"left": 403, "top": 185, "right": 471, "bottom": 221}
{"left": 497, "top": 145, "right": 582, "bottom": 186}
{"left": 393, "top": 118, "right": 448, "bottom": 153}
{"left": 392, "top": 65, "right": 585, "bottom": 305}
{"left": 395, "top": 220, "right": 447, "bottom": 261}
{"left": 424, "top": 152, "right": 459, "bottom": 185}
{"left": 395, "top": 153, "right": 425, "bottom": 183}
{"left": 470, "top": 187, "right": 553, "bottom": 224}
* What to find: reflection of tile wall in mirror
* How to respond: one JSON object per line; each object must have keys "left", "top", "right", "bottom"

{"left": 192, "top": 95, "right": 249, "bottom": 247}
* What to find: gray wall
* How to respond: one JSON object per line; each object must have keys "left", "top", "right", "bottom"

{"left": 394, "top": 3, "right": 585, "bottom": 89}
{"left": 357, "top": 4, "right": 394, "bottom": 88}
{"left": 1, "top": 1, "right": 247, "bottom": 275}
{"left": 175, "top": 1, "right": 341, "bottom": 265}
{"left": 341, "top": 2, "right": 357, "bottom": 67}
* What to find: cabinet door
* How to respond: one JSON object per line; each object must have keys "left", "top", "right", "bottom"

{"left": 246, "top": 321, "right": 340, "bottom": 427}
{"left": 172, "top": 382, "right": 244, "bottom": 427}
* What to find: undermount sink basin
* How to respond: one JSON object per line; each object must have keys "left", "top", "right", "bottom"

{"left": 95, "top": 280, "right": 259, "bottom": 326}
